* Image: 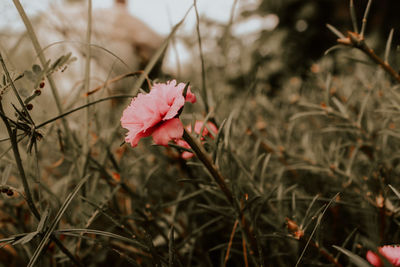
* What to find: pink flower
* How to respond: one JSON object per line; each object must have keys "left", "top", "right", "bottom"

{"left": 176, "top": 121, "right": 218, "bottom": 159}
{"left": 366, "top": 245, "right": 400, "bottom": 266}
{"left": 121, "top": 80, "right": 196, "bottom": 147}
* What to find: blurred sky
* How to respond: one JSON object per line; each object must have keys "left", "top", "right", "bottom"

{"left": 1, "top": 0, "right": 239, "bottom": 34}
{"left": 0, "top": 0, "right": 277, "bottom": 71}
{"left": 0, "top": 0, "right": 277, "bottom": 34}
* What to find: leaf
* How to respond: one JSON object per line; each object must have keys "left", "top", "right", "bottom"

{"left": 333, "top": 245, "right": 370, "bottom": 267}
{"left": 50, "top": 55, "right": 64, "bottom": 70}
{"left": 32, "top": 64, "right": 41, "bottom": 74}
{"left": 168, "top": 226, "right": 175, "bottom": 267}
{"left": 384, "top": 29, "right": 394, "bottom": 63}
{"left": 289, "top": 111, "right": 326, "bottom": 121}
{"left": 55, "top": 228, "right": 147, "bottom": 249}
{"left": 1, "top": 164, "right": 12, "bottom": 185}
{"left": 23, "top": 70, "right": 36, "bottom": 82}
{"left": 326, "top": 24, "right": 346, "bottom": 39}
{"left": 296, "top": 193, "right": 340, "bottom": 266}
{"left": 12, "top": 231, "right": 38, "bottom": 245}
{"left": 28, "top": 174, "right": 91, "bottom": 267}
{"left": 161, "top": 189, "right": 206, "bottom": 207}
{"left": 36, "top": 208, "right": 50, "bottom": 233}
{"left": 324, "top": 45, "right": 344, "bottom": 56}
{"left": 130, "top": 4, "right": 193, "bottom": 95}
{"left": 389, "top": 184, "right": 400, "bottom": 200}
{"left": 349, "top": 0, "right": 359, "bottom": 33}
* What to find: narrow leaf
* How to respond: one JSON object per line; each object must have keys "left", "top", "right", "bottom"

{"left": 333, "top": 245, "right": 370, "bottom": 267}
{"left": 28, "top": 174, "right": 91, "bottom": 267}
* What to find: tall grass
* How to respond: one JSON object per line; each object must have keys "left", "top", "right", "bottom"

{"left": 0, "top": 0, "right": 399, "bottom": 266}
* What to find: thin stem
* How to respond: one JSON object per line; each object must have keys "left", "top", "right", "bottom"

{"left": 36, "top": 94, "right": 133, "bottom": 129}
{"left": 182, "top": 129, "right": 233, "bottom": 204}
{"left": 0, "top": 53, "right": 34, "bottom": 125}
{"left": 384, "top": 29, "right": 394, "bottom": 64}
{"left": 224, "top": 219, "right": 239, "bottom": 267}
{"left": 0, "top": 105, "right": 84, "bottom": 267}
{"left": 360, "top": 0, "right": 372, "bottom": 38}
{"left": 52, "top": 238, "right": 84, "bottom": 267}
{"left": 83, "top": 0, "right": 92, "bottom": 157}
{"left": 346, "top": 31, "right": 400, "bottom": 84}
{"left": 193, "top": 0, "right": 209, "bottom": 114}
{"left": 349, "top": 0, "right": 359, "bottom": 33}
{"left": 85, "top": 71, "right": 151, "bottom": 97}
{"left": 12, "top": 0, "right": 72, "bottom": 141}
{"left": 129, "top": 6, "right": 192, "bottom": 97}
{"left": 182, "top": 129, "right": 258, "bottom": 257}
{"left": 0, "top": 104, "right": 40, "bottom": 219}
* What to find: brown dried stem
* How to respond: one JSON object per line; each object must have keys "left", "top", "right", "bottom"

{"left": 338, "top": 31, "right": 400, "bottom": 84}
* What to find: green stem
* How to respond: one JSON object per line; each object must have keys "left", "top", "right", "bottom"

{"left": 36, "top": 95, "right": 133, "bottom": 129}
{"left": 12, "top": 0, "right": 72, "bottom": 141}
{"left": 182, "top": 129, "right": 233, "bottom": 204}
{"left": 83, "top": 0, "right": 92, "bottom": 156}
{"left": 193, "top": 0, "right": 209, "bottom": 113}
{"left": 343, "top": 31, "right": 400, "bottom": 84}
{"left": 0, "top": 53, "right": 34, "bottom": 125}
{"left": 181, "top": 129, "right": 259, "bottom": 257}
{"left": 0, "top": 104, "right": 40, "bottom": 219}
{"left": 0, "top": 105, "right": 83, "bottom": 267}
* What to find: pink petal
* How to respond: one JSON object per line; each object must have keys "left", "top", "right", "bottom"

{"left": 176, "top": 139, "right": 190, "bottom": 149}
{"left": 121, "top": 93, "right": 162, "bottom": 133}
{"left": 151, "top": 118, "right": 184, "bottom": 146}
{"left": 163, "top": 95, "right": 185, "bottom": 120}
{"left": 151, "top": 80, "right": 186, "bottom": 120}
{"left": 379, "top": 245, "right": 400, "bottom": 266}
{"left": 176, "top": 139, "right": 194, "bottom": 159}
{"left": 125, "top": 128, "right": 152, "bottom": 147}
{"left": 121, "top": 80, "right": 195, "bottom": 148}
{"left": 187, "top": 121, "right": 218, "bottom": 137}
{"left": 366, "top": 251, "right": 382, "bottom": 267}
{"left": 185, "top": 88, "right": 196, "bottom": 103}
{"left": 181, "top": 151, "right": 194, "bottom": 159}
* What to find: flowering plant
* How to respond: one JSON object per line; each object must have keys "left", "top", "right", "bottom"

{"left": 120, "top": 80, "right": 196, "bottom": 147}
{"left": 366, "top": 245, "right": 400, "bottom": 267}
{"left": 176, "top": 120, "right": 218, "bottom": 159}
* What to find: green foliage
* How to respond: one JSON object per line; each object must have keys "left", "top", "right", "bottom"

{"left": 1, "top": 0, "right": 400, "bottom": 266}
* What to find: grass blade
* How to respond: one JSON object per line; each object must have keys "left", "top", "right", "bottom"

{"left": 333, "top": 245, "right": 370, "bottom": 267}
{"left": 389, "top": 184, "right": 400, "bottom": 200}
{"left": 326, "top": 24, "right": 346, "bottom": 39}
{"left": 129, "top": 4, "right": 193, "bottom": 96}
{"left": 168, "top": 226, "right": 175, "bottom": 267}
{"left": 55, "top": 229, "right": 147, "bottom": 249}
{"left": 360, "top": 0, "right": 373, "bottom": 37}
{"left": 28, "top": 174, "right": 91, "bottom": 267}
{"left": 384, "top": 29, "right": 394, "bottom": 64}
{"left": 349, "top": 0, "right": 359, "bottom": 33}
{"left": 295, "top": 193, "right": 340, "bottom": 267}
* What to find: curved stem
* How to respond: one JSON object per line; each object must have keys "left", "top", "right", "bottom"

{"left": 339, "top": 31, "right": 400, "bottom": 84}
{"left": 182, "top": 129, "right": 259, "bottom": 257}
{"left": 182, "top": 129, "right": 233, "bottom": 204}
{"left": 0, "top": 104, "right": 40, "bottom": 219}
{"left": 36, "top": 95, "right": 134, "bottom": 129}
{"left": 0, "top": 105, "right": 83, "bottom": 267}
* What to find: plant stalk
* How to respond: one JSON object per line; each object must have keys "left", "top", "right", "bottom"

{"left": 182, "top": 129, "right": 259, "bottom": 257}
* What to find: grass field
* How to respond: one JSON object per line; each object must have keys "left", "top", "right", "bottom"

{"left": 0, "top": 0, "right": 400, "bottom": 266}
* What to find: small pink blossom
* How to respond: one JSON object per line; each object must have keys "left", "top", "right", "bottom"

{"left": 366, "top": 245, "right": 400, "bottom": 266}
{"left": 176, "top": 121, "right": 218, "bottom": 159}
{"left": 121, "top": 80, "right": 196, "bottom": 147}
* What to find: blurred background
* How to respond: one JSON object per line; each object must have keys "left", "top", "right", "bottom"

{"left": 2, "top": 1, "right": 400, "bottom": 266}
{"left": 1, "top": 0, "right": 399, "bottom": 94}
